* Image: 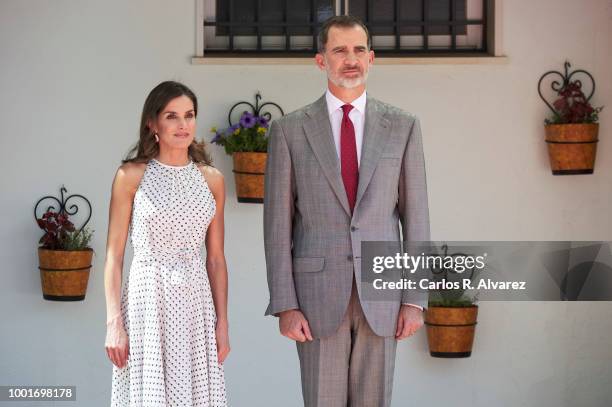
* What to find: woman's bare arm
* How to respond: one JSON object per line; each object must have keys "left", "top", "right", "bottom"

{"left": 200, "top": 165, "right": 228, "bottom": 324}
{"left": 104, "top": 163, "right": 145, "bottom": 321}
{"left": 103, "top": 162, "right": 145, "bottom": 368}
{"left": 199, "top": 165, "right": 230, "bottom": 363}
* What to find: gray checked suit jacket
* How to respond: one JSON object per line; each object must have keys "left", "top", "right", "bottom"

{"left": 263, "top": 93, "right": 430, "bottom": 339}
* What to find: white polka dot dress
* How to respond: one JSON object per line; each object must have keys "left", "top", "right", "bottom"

{"left": 111, "top": 158, "right": 227, "bottom": 406}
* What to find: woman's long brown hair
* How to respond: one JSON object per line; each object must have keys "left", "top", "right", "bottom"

{"left": 123, "top": 81, "right": 213, "bottom": 166}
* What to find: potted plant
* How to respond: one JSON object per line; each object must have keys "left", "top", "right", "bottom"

{"left": 424, "top": 245, "right": 480, "bottom": 358}
{"left": 538, "top": 61, "right": 604, "bottom": 175}
{"left": 211, "top": 92, "right": 284, "bottom": 203}
{"left": 425, "top": 292, "right": 478, "bottom": 358}
{"left": 34, "top": 187, "right": 94, "bottom": 301}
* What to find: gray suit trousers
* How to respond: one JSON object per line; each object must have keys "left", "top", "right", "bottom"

{"left": 296, "top": 277, "right": 398, "bottom": 407}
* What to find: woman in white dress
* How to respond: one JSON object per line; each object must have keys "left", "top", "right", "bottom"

{"left": 103, "top": 81, "right": 229, "bottom": 406}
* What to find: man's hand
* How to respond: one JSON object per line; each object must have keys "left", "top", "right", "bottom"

{"left": 278, "top": 309, "right": 314, "bottom": 342}
{"left": 395, "top": 305, "right": 424, "bottom": 340}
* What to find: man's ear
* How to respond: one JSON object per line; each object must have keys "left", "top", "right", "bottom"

{"left": 314, "top": 53, "right": 326, "bottom": 71}
{"left": 369, "top": 49, "right": 375, "bottom": 65}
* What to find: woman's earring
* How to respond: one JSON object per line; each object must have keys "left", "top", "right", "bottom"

{"left": 154, "top": 132, "right": 159, "bottom": 143}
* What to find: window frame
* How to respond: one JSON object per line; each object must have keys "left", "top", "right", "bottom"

{"left": 193, "top": 0, "right": 505, "bottom": 64}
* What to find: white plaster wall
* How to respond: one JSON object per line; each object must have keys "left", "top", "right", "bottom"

{"left": 0, "top": 1, "right": 611, "bottom": 406}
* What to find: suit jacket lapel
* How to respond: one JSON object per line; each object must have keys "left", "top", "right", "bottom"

{"left": 303, "top": 95, "right": 352, "bottom": 217}
{"left": 354, "top": 97, "right": 391, "bottom": 211}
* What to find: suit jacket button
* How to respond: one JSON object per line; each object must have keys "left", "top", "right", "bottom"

{"left": 347, "top": 255, "right": 353, "bottom": 261}
{"left": 351, "top": 226, "right": 358, "bottom": 231}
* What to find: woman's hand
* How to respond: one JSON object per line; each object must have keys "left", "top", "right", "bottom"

{"left": 105, "top": 314, "right": 129, "bottom": 368}
{"left": 216, "top": 319, "right": 230, "bottom": 365}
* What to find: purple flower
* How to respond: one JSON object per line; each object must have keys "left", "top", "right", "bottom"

{"left": 240, "top": 112, "right": 256, "bottom": 129}
{"left": 256, "top": 116, "right": 269, "bottom": 128}
{"left": 225, "top": 124, "right": 239, "bottom": 136}
{"left": 211, "top": 131, "right": 223, "bottom": 144}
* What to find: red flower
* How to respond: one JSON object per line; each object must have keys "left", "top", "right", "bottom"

{"left": 36, "top": 209, "right": 78, "bottom": 250}
{"left": 550, "top": 80, "right": 601, "bottom": 124}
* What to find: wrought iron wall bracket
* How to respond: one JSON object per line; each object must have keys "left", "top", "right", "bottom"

{"left": 227, "top": 92, "right": 284, "bottom": 126}
{"left": 538, "top": 60, "right": 596, "bottom": 117}
{"left": 34, "top": 185, "right": 92, "bottom": 235}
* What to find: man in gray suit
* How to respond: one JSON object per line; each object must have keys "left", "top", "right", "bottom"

{"left": 264, "top": 15, "right": 430, "bottom": 407}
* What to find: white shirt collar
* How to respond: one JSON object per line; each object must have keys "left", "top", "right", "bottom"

{"left": 325, "top": 88, "right": 367, "bottom": 116}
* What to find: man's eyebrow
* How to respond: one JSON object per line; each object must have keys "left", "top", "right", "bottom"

{"left": 331, "top": 45, "right": 367, "bottom": 51}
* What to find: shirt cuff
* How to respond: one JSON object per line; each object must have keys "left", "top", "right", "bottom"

{"left": 401, "top": 303, "right": 424, "bottom": 311}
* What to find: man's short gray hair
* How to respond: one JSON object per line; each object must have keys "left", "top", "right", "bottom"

{"left": 317, "top": 15, "right": 371, "bottom": 53}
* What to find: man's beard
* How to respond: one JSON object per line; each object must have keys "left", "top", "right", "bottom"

{"left": 326, "top": 61, "right": 370, "bottom": 89}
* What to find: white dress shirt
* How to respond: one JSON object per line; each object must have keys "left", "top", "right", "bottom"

{"left": 324, "top": 88, "right": 424, "bottom": 313}
{"left": 325, "top": 89, "right": 367, "bottom": 167}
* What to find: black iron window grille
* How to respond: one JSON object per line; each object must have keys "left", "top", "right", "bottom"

{"left": 201, "top": 0, "right": 492, "bottom": 56}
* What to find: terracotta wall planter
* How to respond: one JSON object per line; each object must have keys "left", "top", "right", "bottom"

{"left": 232, "top": 152, "right": 267, "bottom": 203}
{"left": 425, "top": 305, "right": 478, "bottom": 358}
{"left": 545, "top": 123, "right": 598, "bottom": 175}
{"left": 38, "top": 248, "right": 93, "bottom": 301}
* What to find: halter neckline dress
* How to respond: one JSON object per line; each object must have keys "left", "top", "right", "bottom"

{"left": 111, "top": 157, "right": 227, "bottom": 406}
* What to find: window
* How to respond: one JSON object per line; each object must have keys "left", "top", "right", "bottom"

{"left": 198, "top": 0, "right": 494, "bottom": 57}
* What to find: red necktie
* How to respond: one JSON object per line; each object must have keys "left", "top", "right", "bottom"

{"left": 340, "top": 104, "right": 358, "bottom": 214}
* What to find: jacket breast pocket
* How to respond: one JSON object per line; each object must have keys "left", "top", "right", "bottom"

{"left": 293, "top": 257, "right": 325, "bottom": 273}
{"left": 379, "top": 156, "right": 401, "bottom": 165}
{"left": 376, "top": 157, "right": 402, "bottom": 174}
